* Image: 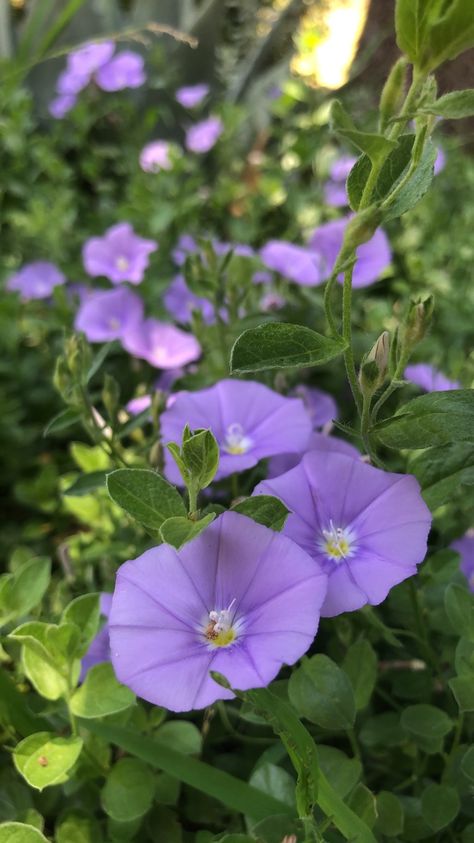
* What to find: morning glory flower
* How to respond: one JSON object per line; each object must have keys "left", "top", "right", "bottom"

{"left": 139, "top": 140, "right": 177, "bottom": 173}
{"left": 260, "top": 290, "right": 286, "bottom": 312}
{"left": 82, "top": 223, "right": 157, "bottom": 284}
{"left": 109, "top": 511, "right": 327, "bottom": 712}
{"left": 267, "top": 431, "right": 361, "bottom": 480}
{"left": 260, "top": 241, "right": 323, "bottom": 286}
{"left": 7, "top": 261, "right": 66, "bottom": 300}
{"left": 96, "top": 51, "right": 146, "bottom": 91}
{"left": 56, "top": 68, "right": 89, "bottom": 95}
{"left": 161, "top": 379, "right": 312, "bottom": 484}
{"left": 404, "top": 363, "right": 461, "bottom": 392}
{"left": 434, "top": 147, "right": 446, "bottom": 175}
{"left": 451, "top": 531, "right": 474, "bottom": 592}
{"left": 80, "top": 593, "right": 112, "bottom": 681}
{"left": 255, "top": 450, "right": 431, "bottom": 617}
{"left": 164, "top": 275, "right": 216, "bottom": 325}
{"left": 68, "top": 41, "right": 115, "bottom": 75}
{"left": 324, "top": 155, "right": 356, "bottom": 207}
{"left": 122, "top": 317, "right": 201, "bottom": 369}
{"left": 49, "top": 94, "right": 77, "bottom": 118}
{"left": 185, "top": 116, "right": 223, "bottom": 154}
{"left": 292, "top": 385, "right": 338, "bottom": 430}
{"left": 308, "top": 216, "right": 392, "bottom": 288}
{"left": 176, "top": 83, "right": 209, "bottom": 108}
{"left": 74, "top": 286, "right": 143, "bottom": 342}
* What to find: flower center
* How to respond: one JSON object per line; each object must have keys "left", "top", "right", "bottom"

{"left": 108, "top": 317, "right": 121, "bottom": 330}
{"left": 319, "top": 521, "right": 356, "bottom": 563}
{"left": 116, "top": 256, "right": 129, "bottom": 271}
{"left": 204, "top": 599, "right": 237, "bottom": 648}
{"left": 222, "top": 423, "right": 253, "bottom": 455}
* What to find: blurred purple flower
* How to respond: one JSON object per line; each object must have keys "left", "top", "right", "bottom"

{"left": 172, "top": 234, "right": 198, "bottom": 266}
{"left": 7, "top": 261, "right": 66, "bottom": 300}
{"left": 404, "top": 363, "right": 460, "bottom": 392}
{"left": 434, "top": 147, "right": 446, "bottom": 175}
{"left": 126, "top": 395, "right": 153, "bottom": 415}
{"left": 122, "top": 318, "right": 201, "bottom": 369}
{"left": 255, "top": 451, "right": 431, "bottom": 617}
{"left": 267, "top": 430, "right": 360, "bottom": 480}
{"left": 126, "top": 368, "right": 186, "bottom": 415}
{"left": 139, "top": 140, "right": 176, "bottom": 173}
{"left": 324, "top": 155, "right": 356, "bottom": 207}
{"left": 83, "top": 223, "right": 157, "bottom": 284}
{"left": 176, "top": 83, "right": 209, "bottom": 108}
{"left": 109, "top": 511, "right": 327, "bottom": 711}
{"left": 260, "top": 290, "right": 285, "bottom": 312}
{"left": 96, "top": 51, "right": 146, "bottom": 91}
{"left": 308, "top": 217, "right": 392, "bottom": 288}
{"left": 451, "top": 531, "right": 474, "bottom": 592}
{"left": 68, "top": 41, "right": 115, "bottom": 76}
{"left": 260, "top": 241, "right": 323, "bottom": 287}
{"left": 185, "top": 116, "right": 223, "bottom": 154}
{"left": 75, "top": 286, "right": 143, "bottom": 343}
{"left": 56, "top": 68, "right": 89, "bottom": 95}
{"left": 161, "top": 379, "right": 311, "bottom": 484}
{"left": 252, "top": 270, "right": 273, "bottom": 285}
{"left": 164, "top": 274, "right": 216, "bottom": 325}
{"left": 49, "top": 94, "right": 77, "bottom": 119}
{"left": 80, "top": 593, "right": 112, "bottom": 681}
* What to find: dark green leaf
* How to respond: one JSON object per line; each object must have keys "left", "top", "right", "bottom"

{"left": 318, "top": 746, "right": 361, "bottom": 798}
{"left": 375, "top": 791, "right": 404, "bottom": 837}
{"left": 383, "top": 139, "right": 437, "bottom": 221}
{"left": 409, "top": 443, "right": 474, "bottom": 509}
{"left": 348, "top": 784, "right": 377, "bottom": 829}
{"left": 288, "top": 655, "right": 356, "bottom": 731}
{"left": 159, "top": 513, "right": 215, "bottom": 548}
{"left": 395, "top": 0, "right": 433, "bottom": 63}
{"left": 181, "top": 428, "right": 219, "bottom": 490}
{"left": 13, "top": 732, "right": 83, "bottom": 791}
{"left": 231, "top": 495, "right": 290, "bottom": 531}
{"left": 400, "top": 704, "right": 452, "bottom": 753}
{"left": 348, "top": 134, "right": 414, "bottom": 211}
{"left": 156, "top": 722, "right": 202, "bottom": 756}
{"left": 230, "top": 323, "right": 346, "bottom": 373}
{"left": 449, "top": 676, "right": 474, "bottom": 712}
{"left": 247, "top": 764, "right": 295, "bottom": 827}
{"left": 63, "top": 472, "right": 107, "bottom": 497}
{"left": 330, "top": 100, "right": 397, "bottom": 163}
{"left": 421, "top": 89, "right": 474, "bottom": 118}
{"left": 106, "top": 469, "right": 186, "bottom": 529}
{"left": 421, "top": 783, "right": 460, "bottom": 831}
{"left": 342, "top": 638, "right": 377, "bottom": 710}
{"left": 86, "top": 342, "right": 115, "bottom": 384}
{"left": 445, "top": 584, "right": 474, "bottom": 642}
{"left": 70, "top": 663, "right": 135, "bottom": 719}
{"left": 43, "top": 408, "right": 81, "bottom": 437}
{"left": 101, "top": 758, "right": 154, "bottom": 822}
{"left": 374, "top": 390, "right": 474, "bottom": 449}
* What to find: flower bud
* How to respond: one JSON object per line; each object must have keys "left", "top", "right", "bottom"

{"left": 379, "top": 57, "right": 408, "bottom": 130}
{"left": 65, "top": 333, "right": 92, "bottom": 382}
{"left": 53, "top": 355, "right": 71, "bottom": 397}
{"left": 342, "top": 207, "right": 383, "bottom": 253}
{"left": 359, "top": 331, "right": 390, "bottom": 396}
{"left": 404, "top": 294, "right": 434, "bottom": 348}
{"left": 102, "top": 373, "right": 120, "bottom": 422}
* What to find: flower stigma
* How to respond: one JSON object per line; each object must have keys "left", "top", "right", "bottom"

{"left": 204, "top": 598, "right": 238, "bottom": 648}
{"left": 116, "top": 256, "right": 130, "bottom": 271}
{"left": 319, "top": 520, "right": 356, "bottom": 562}
{"left": 222, "top": 423, "right": 253, "bottom": 455}
{"left": 108, "top": 316, "right": 121, "bottom": 330}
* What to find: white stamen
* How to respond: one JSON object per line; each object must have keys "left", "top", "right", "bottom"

{"left": 222, "top": 423, "right": 253, "bottom": 455}
{"left": 319, "top": 520, "right": 356, "bottom": 563}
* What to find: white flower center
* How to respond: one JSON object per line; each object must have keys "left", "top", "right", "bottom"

{"left": 319, "top": 521, "right": 357, "bottom": 563}
{"left": 203, "top": 599, "right": 239, "bottom": 648}
{"left": 108, "top": 317, "right": 121, "bottom": 330}
{"left": 222, "top": 423, "right": 253, "bottom": 455}
{"left": 116, "top": 256, "right": 129, "bottom": 271}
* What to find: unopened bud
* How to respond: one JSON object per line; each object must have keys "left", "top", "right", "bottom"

{"left": 149, "top": 441, "right": 163, "bottom": 468}
{"left": 53, "top": 355, "right": 71, "bottom": 397}
{"left": 342, "top": 207, "right": 383, "bottom": 253}
{"left": 379, "top": 57, "right": 408, "bottom": 130}
{"left": 65, "top": 334, "right": 91, "bottom": 382}
{"left": 102, "top": 373, "right": 120, "bottom": 422}
{"left": 359, "top": 331, "right": 390, "bottom": 395}
{"left": 404, "top": 295, "right": 434, "bottom": 348}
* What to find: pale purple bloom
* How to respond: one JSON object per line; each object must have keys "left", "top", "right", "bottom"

{"left": 253, "top": 270, "right": 273, "bottom": 285}
{"left": 161, "top": 379, "right": 311, "bottom": 484}
{"left": 267, "top": 431, "right": 360, "bottom": 480}
{"left": 80, "top": 593, "right": 112, "bottom": 681}
{"left": 126, "top": 370, "right": 186, "bottom": 415}
{"left": 213, "top": 241, "right": 254, "bottom": 259}
{"left": 324, "top": 155, "right": 356, "bottom": 207}
{"left": 292, "top": 385, "right": 338, "bottom": 430}
{"left": 7, "top": 261, "right": 66, "bottom": 300}
{"left": 176, "top": 83, "right": 209, "bottom": 108}
{"left": 126, "top": 395, "right": 153, "bottom": 415}
{"left": 139, "top": 140, "right": 175, "bottom": 173}
{"left": 308, "top": 217, "right": 392, "bottom": 288}
{"left": 164, "top": 275, "right": 215, "bottom": 325}
{"left": 75, "top": 286, "right": 143, "bottom": 343}
{"left": 260, "top": 290, "right": 285, "bottom": 312}
{"left": 434, "top": 147, "right": 446, "bottom": 175}
{"left": 49, "top": 94, "right": 77, "bottom": 118}
{"left": 109, "top": 511, "right": 327, "bottom": 712}
{"left": 185, "top": 116, "right": 223, "bottom": 154}
{"left": 260, "top": 241, "right": 323, "bottom": 287}
{"left": 56, "top": 68, "right": 89, "bottom": 95}
{"left": 172, "top": 234, "right": 198, "bottom": 266}
{"left": 68, "top": 41, "right": 115, "bottom": 76}
{"left": 122, "top": 318, "right": 201, "bottom": 369}
{"left": 255, "top": 451, "right": 431, "bottom": 617}
{"left": 96, "top": 51, "right": 146, "bottom": 91}
{"left": 83, "top": 223, "right": 157, "bottom": 284}
{"left": 451, "top": 531, "right": 474, "bottom": 592}
{"left": 172, "top": 235, "right": 253, "bottom": 267}
{"left": 404, "top": 364, "right": 460, "bottom": 392}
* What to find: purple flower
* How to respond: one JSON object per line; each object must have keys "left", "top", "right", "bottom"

{"left": 56, "top": 68, "right": 89, "bottom": 95}
{"left": 451, "top": 531, "right": 474, "bottom": 592}
{"left": 126, "top": 395, "right": 153, "bottom": 415}
{"left": 7, "top": 261, "right": 66, "bottom": 300}
{"left": 404, "top": 363, "right": 460, "bottom": 392}
{"left": 267, "top": 431, "right": 360, "bottom": 480}
{"left": 324, "top": 155, "right": 357, "bottom": 207}
{"left": 161, "top": 379, "right": 312, "bottom": 484}
{"left": 434, "top": 147, "right": 446, "bottom": 175}
{"left": 68, "top": 41, "right": 115, "bottom": 76}
{"left": 213, "top": 241, "right": 254, "bottom": 259}
{"left": 255, "top": 451, "right": 431, "bottom": 617}
{"left": 109, "top": 511, "right": 327, "bottom": 711}
{"left": 172, "top": 234, "right": 198, "bottom": 266}
{"left": 74, "top": 286, "right": 143, "bottom": 343}
{"left": 164, "top": 275, "right": 216, "bottom": 325}
{"left": 176, "top": 83, "right": 209, "bottom": 108}
{"left": 308, "top": 217, "right": 392, "bottom": 288}
{"left": 292, "top": 385, "right": 338, "bottom": 430}
{"left": 139, "top": 140, "right": 176, "bottom": 173}
{"left": 252, "top": 270, "right": 273, "bottom": 285}
{"left": 260, "top": 241, "right": 323, "bottom": 287}
{"left": 260, "top": 290, "right": 286, "bottom": 312}
{"left": 122, "top": 318, "right": 201, "bottom": 369}
{"left": 96, "top": 51, "right": 146, "bottom": 91}
{"left": 49, "top": 95, "right": 77, "bottom": 119}
{"left": 80, "top": 593, "right": 112, "bottom": 681}
{"left": 82, "top": 223, "right": 157, "bottom": 284}
{"left": 185, "top": 116, "right": 223, "bottom": 154}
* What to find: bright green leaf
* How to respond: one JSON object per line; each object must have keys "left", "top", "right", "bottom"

{"left": 0, "top": 557, "right": 50, "bottom": 628}
{"left": 106, "top": 469, "right": 186, "bottom": 530}
{"left": 156, "top": 721, "right": 202, "bottom": 756}
{"left": 395, "top": 0, "right": 434, "bottom": 63}
{"left": 181, "top": 428, "right": 219, "bottom": 490}
{"left": 288, "top": 654, "right": 356, "bottom": 730}
{"left": 420, "top": 0, "right": 474, "bottom": 71}
{"left": 330, "top": 100, "right": 397, "bottom": 163}
{"left": 70, "top": 663, "right": 135, "bottom": 719}
{"left": 61, "top": 593, "right": 100, "bottom": 657}
{"left": 422, "top": 89, "right": 474, "bottom": 118}
{"left": 159, "top": 513, "right": 215, "bottom": 548}
{"left": 342, "top": 638, "right": 377, "bottom": 710}
{"left": 230, "top": 323, "right": 346, "bottom": 373}
{"left": 231, "top": 495, "right": 290, "bottom": 531}
{"left": 0, "top": 823, "right": 48, "bottom": 843}
{"left": 13, "top": 732, "right": 83, "bottom": 790}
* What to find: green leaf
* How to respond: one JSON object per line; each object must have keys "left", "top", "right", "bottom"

{"left": 348, "top": 134, "right": 414, "bottom": 211}
{"left": 230, "top": 323, "right": 346, "bottom": 373}
{"left": 251, "top": 816, "right": 303, "bottom": 843}
{"left": 55, "top": 812, "right": 103, "bottom": 843}
{"left": 10, "top": 621, "right": 80, "bottom": 700}
{"left": 156, "top": 722, "right": 202, "bottom": 755}
{"left": 61, "top": 593, "right": 100, "bottom": 657}
{"left": 375, "top": 791, "right": 404, "bottom": 837}
{"left": 106, "top": 469, "right": 186, "bottom": 530}
{"left": 342, "top": 638, "right": 377, "bottom": 710}
{"left": 374, "top": 390, "right": 474, "bottom": 450}
{"left": 461, "top": 746, "right": 474, "bottom": 781}
{"left": 247, "top": 763, "right": 295, "bottom": 827}
{"left": 159, "top": 513, "right": 215, "bottom": 548}
{"left": 421, "top": 783, "right": 460, "bottom": 831}
{"left": 43, "top": 408, "right": 81, "bottom": 437}
{"left": 409, "top": 443, "right": 474, "bottom": 509}
{"left": 421, "top": 89, "right": 474, "bottom": 118}
{"left": 101, "top": 758, "right": 155, "bottom": 822}
{"left": 13, "top": 732, "right": 83, "bottom": 791}
{"left": 70, "top": 663, "right": 135, "bottom": 719}
{"left": 445, "top": 584, "right": 474, "bottom": 641}
{"left": 420, "top": 0, "right": 474, "bottom": 71}
{"left": 86, "top": 341, "right": 114, "bottom": 384}
{"left": 0, "top": 667, "right": 49, "bottom": 737}
{"left": 383, "top": 139, "right": 437, "bottom": 221}
{"left": 0, "top": 557, "right": 51, "bottom": 628}
{"left": 449, "top": 675, "right": 474, "bottom": 712}
{"left": 231, "top": 495, "right": 290, "bottom": 531}
{"left": 348, "top": 784, "right": 377, "bottom": 829}
{"left": 400, "top": 704, "right": 453, "bottom": 753}
{"left": 181, "top": 428, "right": 219, "bottom": 489}
{"left": 318, "top": 746, "right": 361, "bottom": 798}
{"left": 288, "top": 654, "right": 356, "bottom": 730}
{"left": 395, "top": 0, "right": 434, "bottom": 63}
{"left": 0, "top": 823, "right": 48, "bottom": 843}
{"left": 63, "top": 472, "right": 107, "bottom": 497}
{"left": 330, "top": 100, "right": 397, "bottom": 163}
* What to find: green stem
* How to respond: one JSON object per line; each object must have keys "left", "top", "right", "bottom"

{"left": 342, "top": 265, "right": 363, "bottom": 415}
{"left": 323, "top": 271, "right": 340, "bottom": 337}
{"left": 347, "top": 727, "right": 362, "bottom": 763}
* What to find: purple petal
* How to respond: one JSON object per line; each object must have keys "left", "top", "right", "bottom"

{"left": 7, "top": 262, "right": 66, "bottom": 300}
{"left": 176, "top": 83, "right": 210, "bottom": 108}
{"left": 96, "top": 51, "right": 146, "bottom": 91}
{"left": 260, "top": 241, "right": 323, "bottom": 286}
{"left": 185, "top": 116, "right": 223, "bottom": 154}
{"left": 308, "top": 216, "right": 392, "bottom": 288}
{"left": 404, "top": 363, "right": 460, "bottom": 392}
